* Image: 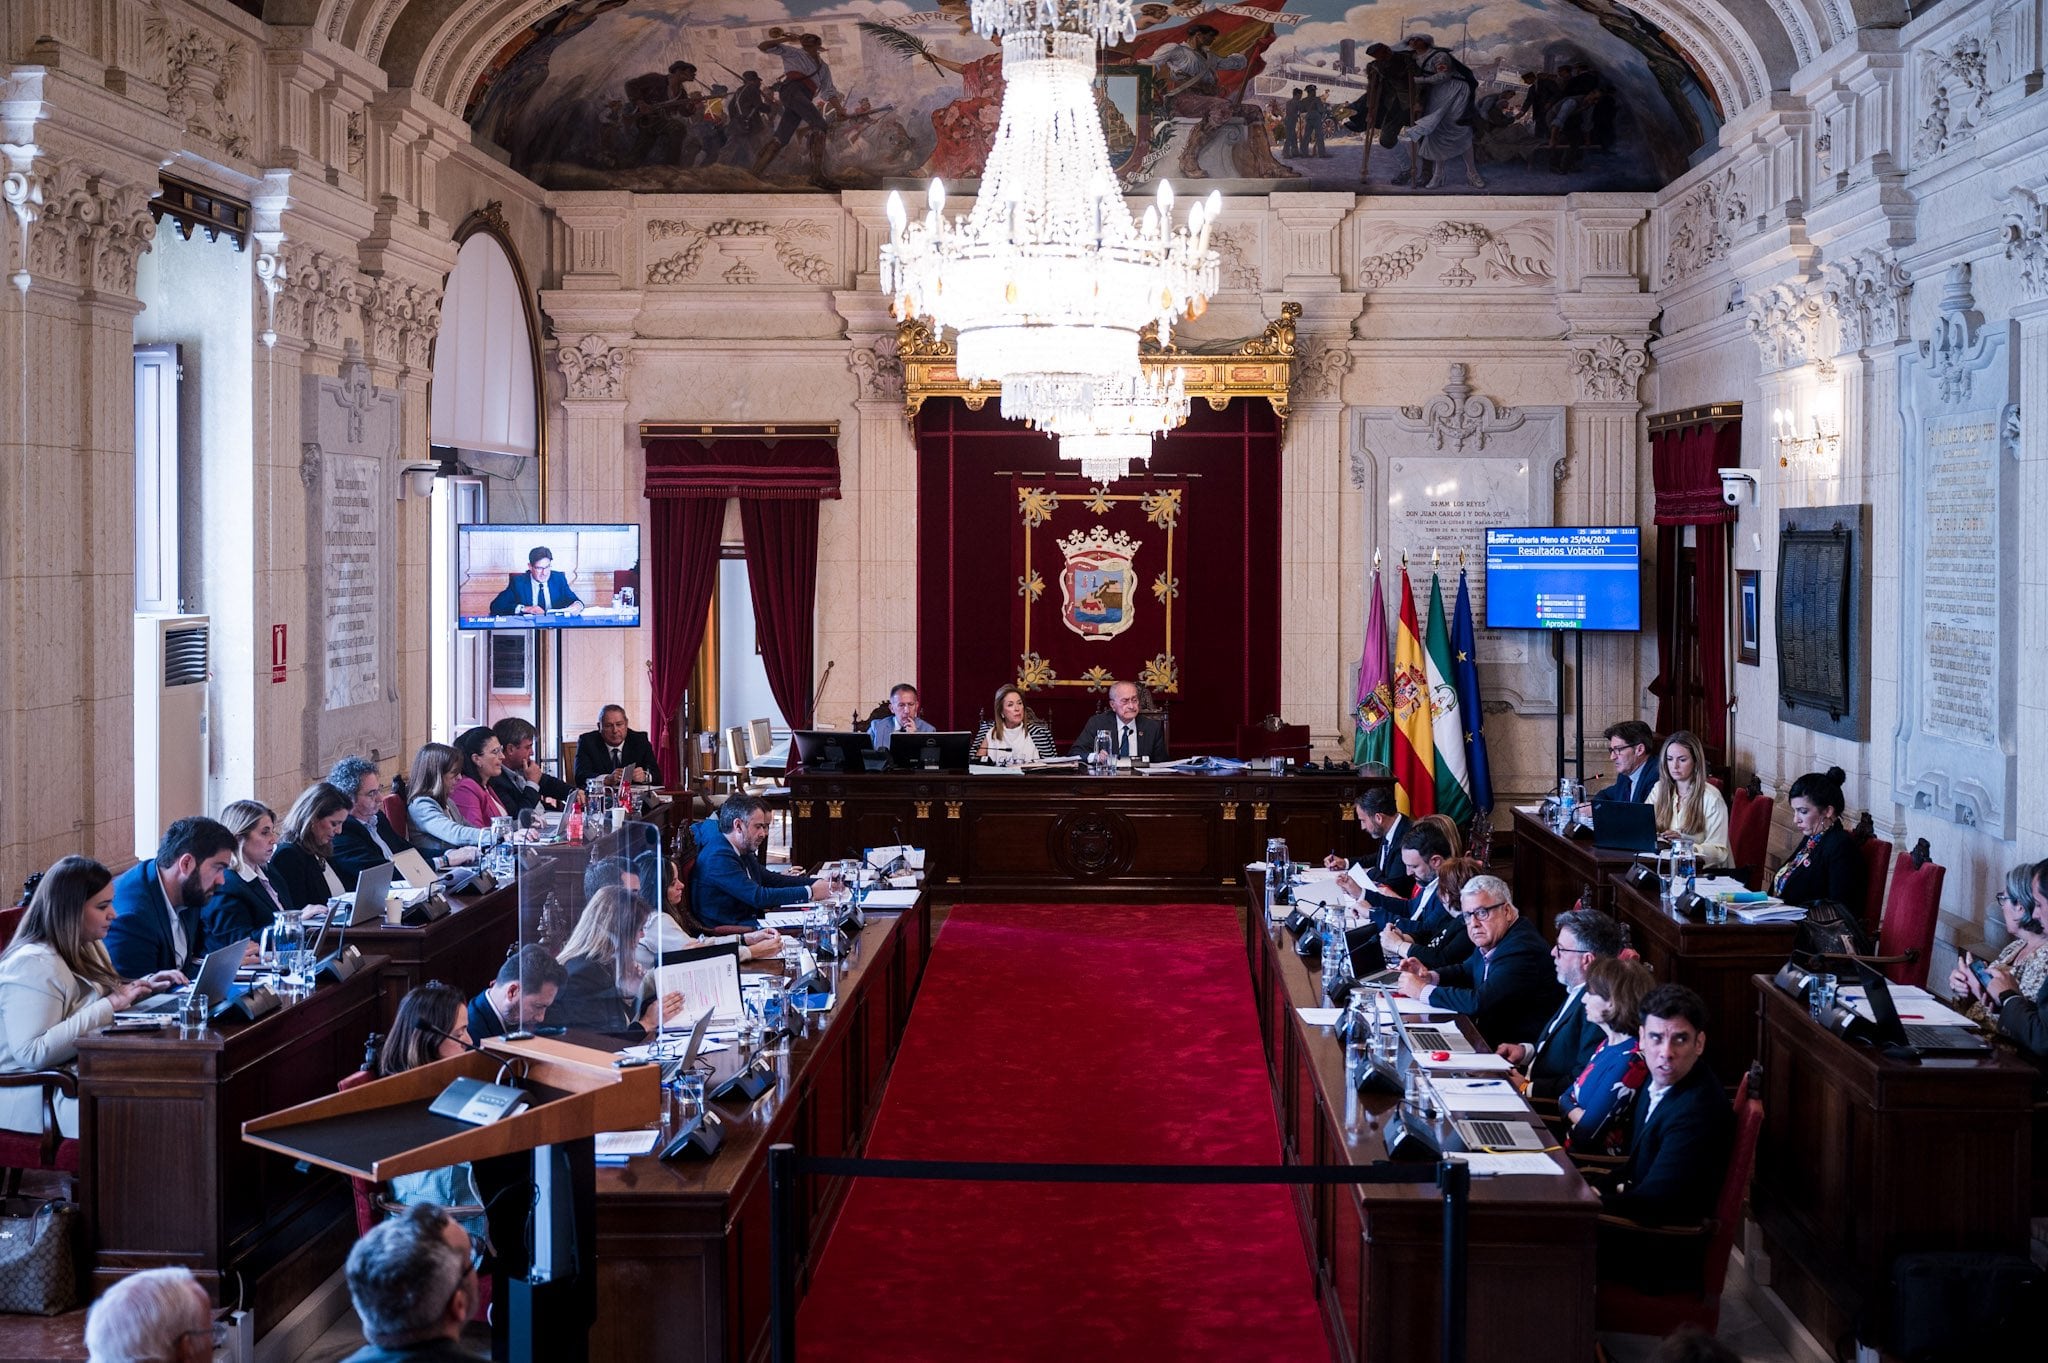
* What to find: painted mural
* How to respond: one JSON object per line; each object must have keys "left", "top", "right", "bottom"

{"left": 466, "top": 0, "right": 1722, "bottom": 195}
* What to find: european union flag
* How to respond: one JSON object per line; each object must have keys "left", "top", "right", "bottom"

{"left": 1451, "top": 568, "right": 1494, "bottom": 813}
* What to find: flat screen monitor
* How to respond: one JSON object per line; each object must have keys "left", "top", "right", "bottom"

{"left": 1483, "top": 527, "right": 1642, "bottom": 632}
{"left": 890, "top": 731, "right": 974, "bottom": 772}
{"left": 458, "top": 523, "right": 641, "bottom": 630}
{"left": 791, "top": 730, "right": 876, "bottom": 773}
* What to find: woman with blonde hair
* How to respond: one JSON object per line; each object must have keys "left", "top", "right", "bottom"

{"left": 203, "top": 798, "right": 295, "bottom": 951}
{"left": 1650, "top": 729, "right": 1730, "bottom": 868}
{"left": 971, "top": 684, "right": 1058, "bottom": 764}
{"left": 403, "top": 742, "right": 491, "bottom": 863}
{"left": 552, "top": 886, "right": 685, "bottom": 1037}
{"left": 1419, "top": 813, "right": 1464, "bottom": 860}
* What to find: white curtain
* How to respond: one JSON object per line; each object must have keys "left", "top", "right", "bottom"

{"left": 429, "top": 234, "right": 538, "bottom": 458}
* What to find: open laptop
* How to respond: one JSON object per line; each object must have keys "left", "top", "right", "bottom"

{"left": 119, "top": 942, "right": 247, "bottom": 1016}
{"left": 1591, "top": 799, "right": 1660, "bottom": 853}
{"left": 1451, "top": 1118, "right": 1550, "bottom": 1152}
{"left": 651, "top": 1006, "right": 717, "bottom": 1084}
{"left": 1852, "top": 961, "right": 1991, "bottom": 1054}
{"left": 393, "top": 846, "right": 478, "bottom": 897}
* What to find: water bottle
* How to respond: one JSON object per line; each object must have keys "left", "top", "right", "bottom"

{"left": 1320, "top": 910, "right": 1344, "bottom": 1000}
{"left": 1557, "top": 776, "right": 1578, "bottom": 833}
{"left": 1091, "top": 729, "right": 1113, "bottom": 775}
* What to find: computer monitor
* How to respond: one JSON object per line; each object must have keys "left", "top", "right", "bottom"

{"left": 889, "top": 730, "right": 973, "bottom": 772}
{"left": 791, "top": 729, "right": 875, "bottom": 773}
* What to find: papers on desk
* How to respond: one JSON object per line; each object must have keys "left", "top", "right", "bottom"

{"left": 761, "top": 910, "right": 811, "bottom": 929}
{"left": 1297, "top": 1007, "right": 1345, "bottom": 1027}
{"left": 860, "top": 888, "right": 921, "bottom": 910}
{"left": 1390, "top": 995, "right": 1458, "bottom": 1017}
{"left": 1430, "top": 1077, "right": 1529, "bottom": 1113}
{"left": 967, "top": 763, "right": 1026, "bottom": 775}
{"left": 650, "top": 955, "right": 744, "bottom": 1024}
{"left": 1837, "top": 985, "right": 1977, "bottom": 1029}
{"left": 1448, "top": 1152, "right": 1566, "bottom": 1177}
{"left": 865, "top": 845, "right": 926, "bottom": 873}
{"left": 595, "top": 1131, "right": 659, "bottom": 1159}
{"left": 1411, "top": 1050, "right": 1514, "bottom": 1073}
{"left": 616, "top": 1038, "right": 729, "bottom": 1062}
{"left": 1732, "top": 903, "right": 1806, "bottom": 925}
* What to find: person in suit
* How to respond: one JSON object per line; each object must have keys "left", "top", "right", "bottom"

{"left": 689, "top": 794, "right": 839, "bottom": 930}
{"left": 867, "top": 682, "right": 938, "bottom": 749}
{"left": 1596, "top": 984, "right": 1735, "bottom": 1293}
{"left": 203, "top": 799, "right": 295, "bottom": 952}
{"left": 1375, "top": 854, "right": 1479, "bottom": 973}
{"left": 105, "top": 816, "right": 237, "bottom": 979}
{"left": 490, "top": 716, "right": 573, "bottom": 817}
{"left": 573, "top": 705, "right": 662, "bottom": 787}
{"left": 971, "top": 684, "right": 1058, "bottom": 763}
{"left": 468, "top": 945, "right": 568, "bottom": 1044}
{"left": 1496, "top": 907, "right": 1625, "bottom": 1099}
{"left": 1598, "top": 720, "right": 1659, "bottom": 803}
{"left": 487, "top": 545, "right": 583, "bottom": 618}
{"left": 329, "top": 754, "right": 417, "bottom": 890}
{"left": 1650, "top": 729, "right": 1731, "bottom": 868}
{"left": 1396, "top": 875, "right": 1566, "bottom": 1046}
{"left": 0, "top": 857, "right": 187, "bottom": 1139}
{"left": 1325, "top": 787, "right": 1413, "bottom": 898}
{"left": 1770, "top": 766, "right": 1865, "bottom": 910}
{"left": 1067, "top": 680, "right": 1169, "bottom": 762}
{"left": 267, "top": 783, "right": 356, "bottom": 912}
{"left": 1561, "top": 955, "right": 1655, "bottom": 1154}
{"left": 1340, "top": 822, "right": 1456, "bottom": 976}
{"left": 1343, "top": 819, "right": 1452, "bottom": 920}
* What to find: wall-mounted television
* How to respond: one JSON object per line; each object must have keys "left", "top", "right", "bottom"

{"left": 458, "top": 523, "right": 641, "bottom": 630}
{"left": 1484, "top": 526, "right": 1642, "bottom": 632}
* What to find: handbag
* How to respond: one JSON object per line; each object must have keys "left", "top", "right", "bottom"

{"left": 1793, "top": 897, "right": 1873, "bottom": 961}
{"left": 0, "top": 1198, "right": 79, "bottom": 1315}
{"left": 1869, "top": 1250, "right": 2042, "bottom": 1358}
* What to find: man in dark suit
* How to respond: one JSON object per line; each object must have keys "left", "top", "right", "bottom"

{"left": 1326, "top": 787, "right": 1412, "bottom": 897}
{"left": 1597, "top": 984, "right": 1734, "bottom": 1292}
{"left": 1597, "top": 720, "right": 1659, "bottom": 803}
{"left": 328, "top": 755, "right": 416, "bottom": 891}
{"left": 468, "top": 946, "right": 568, "bottom": 1044}
{"left": 106, "top": 817, "right": 238, "bottom": 978}
{"left": 1342, "top": 821, "right": 1457, "bottom": 976}
{"left": 689, "top": 795, "right": 837, "bottom": 929}
{"left": 1395, "top": 876, "right": 1565, "bottom": 1046}
{"left": 1067, "top": 680, "right": 1168, "bottom": 762}
{"left": 490, "top": 717, "right": 574, "bottom": 816}
{"left": 573, "top": 705, "right": 662, "bottom": 786}
{"left": 488, "top": 545, "right": 584, "bottom": 617}
{"left": 1496, "top": 907, "right": 1624, "bottom": 1099}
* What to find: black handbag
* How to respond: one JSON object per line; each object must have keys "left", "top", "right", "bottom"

{"left": 0, "top": 1198, "right": 79, "bottom": 1316}
{"left": 1793, "top": 897, "right": 1873, "bottom": 961}
{"left": 1869, "top": 1250, "right": 2042, "bottom": 1359}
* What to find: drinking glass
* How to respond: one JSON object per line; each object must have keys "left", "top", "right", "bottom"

{"left": 179, "top": 993, "right": 209, "bottom": 1039}
{"left": 1810, "top": 972, "right": 1839, "bottom": 1021}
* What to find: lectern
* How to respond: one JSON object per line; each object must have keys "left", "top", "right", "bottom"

{"left": 243, "top": 1037, "right": 657, "bottom": 1363}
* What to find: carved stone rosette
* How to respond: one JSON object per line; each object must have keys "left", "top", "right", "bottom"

{"left": 557, "top": 334, "right": 629, "bottom": 400}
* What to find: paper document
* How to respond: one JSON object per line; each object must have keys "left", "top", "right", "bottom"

{"left": 762, "top": 910, "right": 811, "bottom": 929}
{"left": 1297, "top": 1007, "right": 1345, "bottom": 1026}
{"left": 1839, "top": 986, "right": 1977, "bottom": 1029}
{"left": 865, "top": 845, "right": 926, "bottom": 872}
{"left": 1449, "top": 1152, "right": 1565, "bottom": 1176}
{"left": 595, "top": 1131, "right": 660, "bottom": 1157}
{"left": 650, "top": 956, "right": 744, "bottom": 1023}
{"left": 1733, "top": 904, "right": 1806, "bottom": 925}
{"left": 1431, "top": 1078, "right": 1530, "bottom": 1113}
{"left": 860, "top": 888, "right": 921, "bottom": 910}
{"left": 967, "top": 764, "right": 1026, "bottom": 775}
{"left": 1412, "top": 1050, "right": 1515, "bottom": 1072}
{"left": 1392, "top": 995, "right": 1459, "bottom": 1017}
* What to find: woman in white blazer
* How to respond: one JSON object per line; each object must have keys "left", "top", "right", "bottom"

{"left": 0, "top": 857, "right": 184, "bottom": 1138}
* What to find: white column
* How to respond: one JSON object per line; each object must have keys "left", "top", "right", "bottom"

{"left": 1280, "top": 336, "right": 1351, "bottom": 757}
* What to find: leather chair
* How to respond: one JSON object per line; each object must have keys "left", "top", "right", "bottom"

{"left": 382, "top": 792, "right": 411, "bottom": 843}
{"left": 0, "top": 904, "right": 22, "bottom": 951}
{"left": 1727, "top": 778, "right": 1774, "bottom": 890}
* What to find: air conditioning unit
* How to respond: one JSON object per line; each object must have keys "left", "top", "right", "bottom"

{"left": 134, "top": 614, "right": 209, "bottom": 859}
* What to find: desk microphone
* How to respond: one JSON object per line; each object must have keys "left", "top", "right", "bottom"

{"left": 420, "top": 1024, "right": 481, "bottom": 1054}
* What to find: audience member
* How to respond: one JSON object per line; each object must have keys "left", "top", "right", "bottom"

{"left": 203, "top": 799, "right": 292, "bottom": 951}
{"left": 467, "top": 945, "right": 568, "bottom": 1043}
{"left": 490, "top": 716, "right": 572, "bottom": 816}
{"left": 689, "top": 795, "right": 837, "bottom": 930}
{"left": 552, "top": 887, "right": 685, "bottom": 1036}
{"left": 1496, "top": 907, "right": 1625, "bottom": 1098}
{"left": 449, "top": 727, "right": 511, "bottom": 831}
{"left": 0, "top": 858, "right": 184, "bottom": 1139}
{"left": 83, "top": 1265, "right": 216, "bottom": 1363}
{"left": 572, "top": 705, "right": 661, "bottom": 787}
{"left": 1066, "top": 680, "right": 1168, "bottom": 762}
{"left": 1950, "top": 861, "right": 2047, "bottom": 1026}
{"left": 1770, "top": 766, "right": 1864, "bottom": 910}
{"left": 341, "top": 1203, "right": 484, "bottom": 1362}
{"left": 1396, "top": 876, "right": 1565, "bottom": 1045}
{"left": 1650, "top": 730, "right": 1730, "bottom": 868}
{"left": 105, "top": 817, "right": 236, "bottom": 978}
{"left": 1375, "top": 854, "right": 1479, "bottom": 972}
{"left": 329, "top": 755, "right": 416, "bottom": 890}
{"left": 405, "top": 744, "right": 494, "bottom": 862}
{"left": 1561, "top": 955, "right": 1654, "bottom": 1154}
{"left": 1596, "top": 984, "right": 1734, "bottom": 1293}
{"left": 971, "top": 684, "right": 1059, "bottom": 763}
{"left": 268, "top": 783, "right": 356, "bottom": 912}
{"left": 868, "top": 683, "right": 939, "bottom": 749}
{"left": 1598, "top": 720, "right": 1659, "bottom": 803}
{"left": 1326, "top": 787, "right": 1411, "bottom": 898}
{"left": 376, "top": 982, "right": 486, "bottom": 1239}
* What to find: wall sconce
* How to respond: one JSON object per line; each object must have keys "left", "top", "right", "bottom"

{"left": 1770, "top": 407, "right": 1840, "bottom": 470}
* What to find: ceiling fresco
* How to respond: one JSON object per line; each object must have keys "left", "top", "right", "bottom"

{"left": 466, "top": 0, "right": 1723, "bottom": 195}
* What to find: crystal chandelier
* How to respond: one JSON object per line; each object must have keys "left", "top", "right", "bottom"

{"left": 1025, "top": 367, "right": 1191, "bottom": 482}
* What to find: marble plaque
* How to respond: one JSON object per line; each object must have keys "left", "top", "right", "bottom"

{"left": 1894, "top": 306, "right": 2018, "bottom": 837}
{"left": 320, "top": 452, "right": 382, "bottom": 710}
{"left": 1354, "top": 365, "right": 1566, "bottom": 712}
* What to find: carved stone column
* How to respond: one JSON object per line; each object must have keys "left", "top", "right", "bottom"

{"left": 1565, "top": 332, "right": 1650, "bottom": 768}
{"left": 844, "top": 334, "right": 918, "bottom": 716}
{"left": 2004, "top": 197, "right": 2048, "bottom": 843}
{"left": 551, "top": 333, "right": 642, "bottom": 727}
{"left": 1281, "top": 336, "right": 1352, "bottom": 756}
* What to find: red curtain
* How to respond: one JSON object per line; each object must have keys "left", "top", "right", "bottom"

{"left": 1648, "top": 419, "right": 1741, "bottom": 751}
{"left": 647, "top": 497, "right": 725, "bottom": 763}
{"left": 739, "top": 498, "right": 821, "bottom": 731}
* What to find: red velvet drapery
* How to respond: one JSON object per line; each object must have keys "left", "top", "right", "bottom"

{"left": 646, "top": 498, "right": 724, "bottom": 762}
{"left": 739, "top": 498, "right": 821, "bottom": 731}
{"left": 1649, "top": 419, "right": 1741, "bottom": 751}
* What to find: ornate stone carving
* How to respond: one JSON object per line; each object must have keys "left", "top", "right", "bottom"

{"left": 143, "top": 2, "right": 252, "bottom": 160}
{"left": 1817, "top": 249, "right": 1912, "bottom": 353}
{"left": 1568, "top": 336, "right": 1648, "bottom": 403}
{"left": 1210, "top": 226, "right": 1261, "bottom": 291}
{"left": 1397, "top": 364, "right": 1529, "bottom": 452}
{"left": 272, "top": 243, "right": 363, "bottom": 350}
{"left": 1745, "top": 280, "right": 1825, "bottom": 372}
{"left": 846, "top": 341, "right": 903, "bottom": 401}
{"left": 1291, "top": 337, "right": 1352, "bottom": 401}
{"left": 2001, "top": 185, "right": 2048, "bottom": 302}
{"left": 345, "top": 111, "right": 366, "bottom": 176}
{"left": 300, "top": 441, "right": 321, "bottom": 489}
{"left": 1920, "top": 262, "right": 1986, "bottom": 405}
{"left": 1356, "top": 219, "right": 1554, "bottom": 290}
{"left": 360, "top": 274, "right": 443, "bottom": 372}
{"left": 556, "top": 334, "right": 628, "bottom": 400}
{"left": 1660, "top": 169, "right": 1745, "bottom": 286}
{"left": 2, "top": 156, "right": 156, "bottom": 297}
{"left": 1358, "top": 239, "right": 1427, "bottom": 287}
{"left": 1914, "top": 20, "right": 2015, "bottom": 163}
{"left": 644, "top": 218, "right": 835, "bottom": 286}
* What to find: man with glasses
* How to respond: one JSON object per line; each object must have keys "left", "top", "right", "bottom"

{"left": 1597, "top": 720, "right": 1658, "bottom": 803}
{"left": 330, "top": 754, "right": 418, "bottom": 890}
{"left": 1396, "top": 875, "right": 1564, "bottom": 1047}
{"left": 83, "top": 1266, "right": 223, "bottom": 1362}
{"left": 341, "top": 1203, "right": 485, "bottom": 1361}
{"left": 1496, "top": 907, "right": 1624, "bottom": 1098}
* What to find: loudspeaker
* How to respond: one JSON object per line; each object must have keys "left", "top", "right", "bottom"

{"left": 219, "top": 986, "right": 279, "bottom": 1023}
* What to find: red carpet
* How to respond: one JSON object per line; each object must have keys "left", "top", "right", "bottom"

{"left": 797, "top": 904, "right": 1329, "bottom": 1361}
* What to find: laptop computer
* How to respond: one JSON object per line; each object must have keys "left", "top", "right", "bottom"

{"left": 651, "top": 1006, "right": 717, "bottom": 1084}
{"left": 1852, "top": 961, "right": 1991, "bottom": 1054}
{"left": 1452, "top": 1118, "right": 1550, "bottom": 1153}
{"left": 119, "top": 942, "right": 247, "bottom": 1016}
{"left": 1591, "top": 799, "right": 1660, "bottom": 853}
{"left": 393, "top": 847, "right": 478, "bottom": 896}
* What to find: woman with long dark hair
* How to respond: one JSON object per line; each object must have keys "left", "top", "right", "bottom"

{"left": 268, "top": 782, "right": 356, "bottom": 911}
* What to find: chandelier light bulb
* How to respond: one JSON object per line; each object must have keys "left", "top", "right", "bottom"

{"left": 927, "top": 178, "right": 947, "bottom": 218}
{"left": 886, "top": 191, "right": 907, "bottom": 240}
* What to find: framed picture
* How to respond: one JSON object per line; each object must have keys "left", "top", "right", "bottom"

{"left": 1736, "top": 569, "right": 1761, "bottom": 666}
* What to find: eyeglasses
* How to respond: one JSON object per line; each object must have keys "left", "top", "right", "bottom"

{"left": 1607, "top": 744, "right": 1633, "bottom": 755}
{"left": 1551, "top": 943, "right": 1592, "bottom": 956}
{"left": 1462, "top": 901, "right": 1508, "bottom": 920}
{"left": 182, "top": 1322, "right": 232, "bottom": 1349}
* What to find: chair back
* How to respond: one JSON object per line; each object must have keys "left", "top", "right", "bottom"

{"left": 1877, "top": 840, "right": 1944, "bottom": 988}
{"left": 1851, "top": 814, "right": 1894, "bottom": 937}
{"left": 0, "top": 905, "right": 22, "bottom": 952}
{"left": 381, "top": 793, "right": 410, "bottom": 842}
{"left": 1730, "top": 792, "right": 1774, "bottom": 890}
{"left": 337, "top": 1069, "right": 380, "bottom": 1235}
{"left": 749, "top": 718, "right": 774, "bottom": 758}
{"left": 727, "top": 725, "right": 752, "bottom": 770}
{"left": 1702, "top": 1088, "right": 1765, "bottom": 1298}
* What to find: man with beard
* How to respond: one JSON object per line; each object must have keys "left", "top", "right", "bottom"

{"left": 106, "top": 817, "right": 238, "bottom": 978}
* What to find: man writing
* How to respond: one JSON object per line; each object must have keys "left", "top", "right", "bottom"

{"left": 1396, "top": 876, "right": 1564, "bottom": 1046}
{"left": 867, "top": 683, "right": 937, "bottom": 748}
{"left": 573, "top": 705, "right": 661, "bottom": 787}
{"left": 1496, "top": 907, "right": 1624, "bottom": 1098}
{"left": 467, "top": 945, "right": 568, "bottom": 1044}
{"left": 690, "top": 794, "right": 842, "bottom": 930}
{"left": 1326, "top": 787, "right": 1412, "bottom": 897}
{"left": 106, "top": 817, "right": 240, "bottom": 978}
{"left": 1068, "top": 680, "right": 1169, "bottom": 762}
{"left": 488, "top": 546, "right": 583, "bottom": 618}
{"left": 1598, "top": 720, "right": 1658, "bottom": 803}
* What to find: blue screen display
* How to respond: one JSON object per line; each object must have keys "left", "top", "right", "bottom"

{"left": 1483, "top": 527, "right": 1642, "bottom": 632}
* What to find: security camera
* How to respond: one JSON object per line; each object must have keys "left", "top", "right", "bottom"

{"left": 401, "top": 463, "right": 440, "bottom": 499}
{"left": 1718, "top": 468, "right": 1757, "bottom": 507}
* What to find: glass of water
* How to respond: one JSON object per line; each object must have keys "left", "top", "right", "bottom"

{"left": 179, "top": 992, "right": 209, "bottom": 1039}
{"left": 1809, "top": 972, "right": 1839, "bottom": 1021}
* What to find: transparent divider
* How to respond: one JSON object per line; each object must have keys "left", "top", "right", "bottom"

{"left": 513, "top": 817, "right": 665, "bottom": 1042}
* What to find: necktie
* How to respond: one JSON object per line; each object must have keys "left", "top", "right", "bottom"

{"left": 611, "top": 746, "right": 622, "bottom": 768}
{"left": 538, "top": 578, "right": 550, "bottom": 612}
{"left": 1121, "top": 724, "right": 1133, "bottom": 757}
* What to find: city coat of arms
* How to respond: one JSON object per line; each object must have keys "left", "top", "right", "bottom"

{"left": 1057, "top": 525, "right": 1141, "bottom": 641}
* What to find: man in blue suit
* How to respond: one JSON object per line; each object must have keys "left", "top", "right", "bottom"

{"left": 866, "top": 683, "right": 936, "bottom": 749}
{"left": 1395, "top": 875, "right": 1565, "bottom": 1046}
{"left": 1496, "top": 907, "right": 1624, "bottom": 1099}
{"left": 488, "top": 546, "right": 583, "bottom": 617}
{"left": 1597, "top": 720, "right": 1658, "bottom": 803}
{"left": 106, "top": 817, "right": 238, "bottom": 979}
{"left": 689, "top": 795, "right": 839, "bottom": 930}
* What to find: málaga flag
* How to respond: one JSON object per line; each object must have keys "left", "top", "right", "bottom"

{"left": 1424, "top": 572, "right": 1474, "bottom": 824}
{"left": 1452, "top": 568, "right": 1494, "bottom": 813}
{"left": 1390, "top": 565, "right": 1435, "bottom": 817}
{"left": 1354, "top": 568, "right": 1393, "bottom": 768}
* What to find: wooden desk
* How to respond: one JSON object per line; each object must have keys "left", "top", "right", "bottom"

{"left": 1610, "top": 874, "right": 1799, "bottom": 1085}
{"left": 75, "top": 958, "right": 389, "bottom": 1334}
{"left": 343, "top": 881, "right": 521, "bottom": 1029}
{"left": 1750, "top": 977, "right": 2037, "bottom": 1350}
{"left": 590, "top": 896, "right": 932, "bottom": 1363}
{"left": 789, "top": 769, "right": 1385, "bottom": 900}
{"left": 1246, "top": 877, "right": 1599, "bottom": 1363}
{"left": 1509, "top": 809, "right": 1638, "bottom": 939}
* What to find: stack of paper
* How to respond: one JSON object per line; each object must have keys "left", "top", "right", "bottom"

{"left": 595, "top": 1130, "right": 659, "bottom": 1163}
{"left": 860, "top": 888, "right": 921, "bottom": 910}
{"left": 1732, "top": 901, "right": 1806, "bottom": 924}
{"left": 1449, "top": 1152, "right": 1565, "bottom": 1176}
{"left": 1412, "top": 1050, "right": 1514, "bottom": 1072}
{"left": 1297, "top": 1007, "right": 1345, "bottom": 1026}
{"left": 1429, "top": 1077, "right": 1528, "bottom": 1113}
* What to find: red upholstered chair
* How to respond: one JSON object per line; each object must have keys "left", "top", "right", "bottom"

{"left": 1869, "top": 839, "right": 1944, "bottom": 989}
{"left": 0, "top": 1070, "right": 79, "bottom": 1196}
{"left": 382, "top": 792, "right": 411, "bottom": 843}
{"left": 1849, "top": 813, "right": 1894, "bottom": 939}
{"left": 0, "top": 905, "right": 23, "bottom": 951}
{"left": 1595, "top": 1081, "right": 1765, "bottom": 1337}
{"left": 1727, "top": 779, "right": 1774, "bottom": 890}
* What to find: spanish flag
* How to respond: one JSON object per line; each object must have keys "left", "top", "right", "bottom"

{"left": 1390, "top": 564, "right": 1435, "bottom": 817}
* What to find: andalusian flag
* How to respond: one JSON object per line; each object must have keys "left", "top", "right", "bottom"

{"left": 1353, "top": 568, "right": 1393, "bottom": 768}
{"left": 1425, "top": 572, "right": 1474, "bottom": 824}
{"left": 1390, "top": 565, "right": 1435, "bottom": 817}
{"left": 1452, "top": 568, "right": 1495, "bottom": 813}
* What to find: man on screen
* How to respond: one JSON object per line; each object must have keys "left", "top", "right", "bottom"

{"left": 489, "top": 546, "right": 584, "bottom": 617}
